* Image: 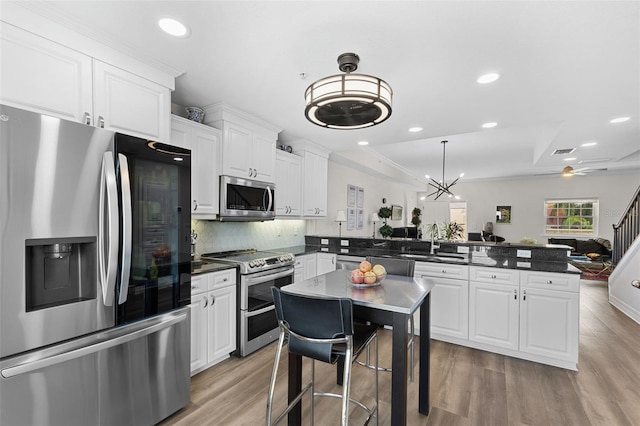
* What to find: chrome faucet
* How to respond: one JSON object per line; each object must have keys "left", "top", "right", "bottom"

{"left": 429, "top": 223, "right": 441, "bottom": 255}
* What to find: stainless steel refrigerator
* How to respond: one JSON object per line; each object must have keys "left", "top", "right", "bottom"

{"left": 0, "top": 105, "right": 192, "bottom": 425}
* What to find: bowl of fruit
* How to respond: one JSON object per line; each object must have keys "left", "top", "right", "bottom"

{"left": 349, "top": 260, "right": 386, "bottom": 288}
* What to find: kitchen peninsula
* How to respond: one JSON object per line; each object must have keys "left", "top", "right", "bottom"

{"left": 287, "top": 236, "right": 581, "bottom": 370}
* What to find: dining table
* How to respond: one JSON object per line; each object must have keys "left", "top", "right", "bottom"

{"left": 280, "top": 269, "right": 434, "bottom": 426}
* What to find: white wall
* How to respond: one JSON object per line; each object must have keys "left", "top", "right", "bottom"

{"left": 419, "top": 170, "right": 640, "bottom": 244}
{"left": 306, "top": 160, "right": 419, "bottom": 238}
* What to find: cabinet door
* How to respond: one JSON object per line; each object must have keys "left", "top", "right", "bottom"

{"left": 275, "top": 152, "right": 302, "bottom": 217}
{"left": 252, "top": 132, "right": 276, "bottom": 182}
{"left": 190, "top": 295, "right": 209, "bottom": 375}
{"left": 469, "top": 281, "right": 519, "bottom": 350}
{"left": 191, "top": 126, "right": 220, "bottom": 216}
{"left": 303, "top": 255, "right": 317, "bottom": 279}
{"left": 287, "top": 156, "right": 302, "bottom": 216}
{"left": 519, "top": 287, "right": 579, "bottom": 362}
{"left": 209, "top": 286, "right": 237, "bottom": 363}
{"left": 316, "top": 253, "right": 336, "bottom": 276}
{"left": 0, "top": 22, "right": 93, "bottom": 123}
{"left": 429, "top": 277, "right": 469, "bottom": 339}
{"left": 93, "top": 60, "right": 170, "bottom": 141}
{"left": 275, "top": 153, "right": 289, "bottom": 216}
{"left": 302, "top": 152, "right": 328, "bottom": 217}
{"left": 221, "top": 123, "right": 252, "bottom": 178}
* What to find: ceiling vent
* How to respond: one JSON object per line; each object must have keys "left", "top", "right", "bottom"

{"left": 551, "top": 148, "right": 576, "bottom": 155}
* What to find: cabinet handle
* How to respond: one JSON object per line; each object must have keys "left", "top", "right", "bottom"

{"left": 98, "top": 116, "right": 105, "bottom": 128}
{"left": 254, "top": 168, "right": 257, "bottom": 177}
{"left": 191, "top": 285, "right": 197, "bottom": 290}
{"left": 547, "top": 280, "right": 553, "bottom": 284}
{"left": 83, "top": 112, "right": 92, "bottom": 125}
{"left": 442, "top": 270, "right": 446, "bottom": 273}
{"left": 210, "top": 294, "right": 215, "bottom": 305}
{"left": 523, "top": 289, "right": 527, "bottom": 301}
{"left": 193, "top": 200, "right": 198, "bottom": 211}
{"left": 492, "top": 274, "right": 497, "bottom": 279}
{"left": 514, "top": 289, "right": 517, "bottom": 300}
{"left": 203, "top": 295, "right": 208, "bottom": 308}
{"left": 222, "top": 277, "right": 228, "bottom": 282}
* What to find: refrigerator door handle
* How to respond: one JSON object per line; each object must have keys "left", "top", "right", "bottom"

{"left": 117, "top": 153, "right": 132, "bottom": 305}
{"left": 99, "top": 152, "right": 119, "bottom": 306}
{"left": 1, "top": 311, "right": 188, "bottom": 378}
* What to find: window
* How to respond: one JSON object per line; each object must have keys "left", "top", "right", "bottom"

{"left": 545, "top": 199, "right": 599, "bottom": 236}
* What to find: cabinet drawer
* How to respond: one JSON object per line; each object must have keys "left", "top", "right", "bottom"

{"left": 191, "top": 274, "right": 209, "bottom": 295}
{"left": 210, "top": 268, "right": 236, "bottom": 290}
{"left": 470, "top": 266, "right": 519, "bottom": 285}
{"left": 415, "top": 262, "right": 469, "bottom": 280}
{"left": 520, "top": 271, "right": 579, "bottom": 292}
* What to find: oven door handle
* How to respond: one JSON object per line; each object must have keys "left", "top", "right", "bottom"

{"left": 245, "top": 305, "right": 275, "bottom": 318}
{"left": 244, "top": 268, "right": 294, "bottom": 286}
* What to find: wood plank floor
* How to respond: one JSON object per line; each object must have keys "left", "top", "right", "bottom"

{"left": 161, "top": 280, "right": 640, "bottom": 425}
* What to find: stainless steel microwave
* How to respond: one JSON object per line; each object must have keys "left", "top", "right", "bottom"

{"left": 219, "top": 175, "right": 275, "bottom": 221}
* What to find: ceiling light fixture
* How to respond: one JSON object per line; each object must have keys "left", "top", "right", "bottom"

{"left": 482, "top": 122, "right": 497, "bottom": 128}
{"left": 158, "top": 17, "right": 190, "bottom": 37}
{"left": 304, "top": 53, "right": 392, "bottom": 129}
{"left": 409, "top": 127, "right": 423, "bottom": 133}
{"left": 477, "top": 73, "right": 500, "bottom": 84}
{"left": 581, "top": 141, "right": 598, "bottom": 147}
{"left": 357, "top": 141, "right": 369, "bottom": 146}
{"left": 426, "top": 140, "right": 463, "bottom": 200}
{"left": 610, "top": 116, "right": 630, "bottom": 123}
{"left": 562, "top": 165, "right": 575, "bottom": 177}
{"left": 563, "top": 157, "right": 577, "bottom": 161}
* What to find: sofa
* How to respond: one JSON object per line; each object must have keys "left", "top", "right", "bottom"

{"left": 548, "top": 237, "right": 612, "bottom": 257}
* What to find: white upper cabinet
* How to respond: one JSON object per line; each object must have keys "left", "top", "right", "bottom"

{"left": 171, "top": 115, "right": 221, "bottom": 218}
{"left": 0, "top": 22, "right": 172, "bottom": 142}
{"left": 275, "top": 150, "right": 302, "bottom": 217}
{"left": 288, "top": 140, "right": 331, "bottom": 218}
{"left": 204, "top": 103, "right": 281, "bottom": 183}
{"left": 93, "top": 60, "right": 170, "bottom": 141}
{"left": 0, "top": 22, "right": 92, "bottom": 122}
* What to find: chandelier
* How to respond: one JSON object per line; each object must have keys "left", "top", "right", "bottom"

{"left": 304, "top": 53, "right": 392, "bottom": 129}
{"left": 426, "top": 140, "right": 463, "bottom": 200}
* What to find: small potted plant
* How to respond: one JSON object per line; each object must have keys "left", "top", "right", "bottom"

{"left": 442, "top": 221, "right": 463, "bottom": 241}
{"left": 378, "top": 206, "right": 393, "bottom": 238}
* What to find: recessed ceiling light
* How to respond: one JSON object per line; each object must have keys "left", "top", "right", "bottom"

{"left": 477, "top": 73, "right": 500, "bottom": 84}
{"left": 409, "top": 127, "right": 423, "bottom": 133}
{"left": 563, "top": 157, "right": 577, "bottom": 161}
{"left": 581, "top": 141, "right": 598, "bottom": 147}
{"left": 610, "top": 116, "right": 630, "bottom": 123}
{"left": 158, "top": 18, "right": 190, "bottom": 37}
{"left": 482, "top": 122, "right": 497, "bottom": 128}
{"left": 424, "top": 174, "right": 430, "bottom": 179}
{"left": 357, "top": 141, "right": 369, "bottom": 146}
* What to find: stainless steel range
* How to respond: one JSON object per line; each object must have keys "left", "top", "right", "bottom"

{"left": 201, "top": 249, "right": 294, "bottom": 356}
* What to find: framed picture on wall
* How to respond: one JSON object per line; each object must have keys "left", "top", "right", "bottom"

{"left": 391, "top": 205, "right": 403, "bottom": 221}
{"left": 496, "top": 206, "right": 512, "bottom": 224}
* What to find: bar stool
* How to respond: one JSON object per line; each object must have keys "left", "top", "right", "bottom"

{"left": 357, "top": 256, "right": 416, "bottom": 382}
{"left": 266, "top": 287, "right": 379, "bottom": 426}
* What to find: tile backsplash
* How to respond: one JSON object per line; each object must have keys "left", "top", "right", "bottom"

{"left": 191, "top": 219, "right": 306, "bottom": 255}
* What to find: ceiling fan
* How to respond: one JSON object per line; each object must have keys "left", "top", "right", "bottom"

{"left": 561, "top": 165, "right": 608, "bottom": 177}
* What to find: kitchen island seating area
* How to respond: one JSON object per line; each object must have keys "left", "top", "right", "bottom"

{"left": 281, "top": 270, "right": 434, "bottom": 425}
{"left": 266, "top": 288, "right": 379, "bottom": 426}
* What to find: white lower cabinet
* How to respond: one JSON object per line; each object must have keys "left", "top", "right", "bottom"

{"left": 519, "top": 274, "right": 580, "bottom": 363}
{"left": 316, "top": 252, "right": 336, "bottom": 276}
{"left": 469, "top": 281, "right": 519, "bottom": 350}
{"left": 415, "top": 262, "right": 469, "bottom": 340}
{"left": 294, "top": 253, "right": 317, "bottom": 282}
{"left": 190, "top": 269, "right": 237, "bottom": 376}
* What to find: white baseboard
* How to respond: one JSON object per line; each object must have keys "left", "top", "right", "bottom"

{"left": 609, "top": 295, "right": 640, "bottom": 325}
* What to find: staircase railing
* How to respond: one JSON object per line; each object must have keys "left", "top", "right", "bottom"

{"left": 612, "top": 185, "right": 640, "bottom": 265}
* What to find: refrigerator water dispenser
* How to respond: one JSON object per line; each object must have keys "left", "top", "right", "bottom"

{"left": 25, "top": 237, "right": 96, "bottom": 311}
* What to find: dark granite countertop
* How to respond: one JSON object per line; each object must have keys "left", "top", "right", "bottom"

{"left": 191, "top": 260, "right": 237, "bottom": 275}
{"left": 273, "top": 241, "right": 581, "bottom": 275}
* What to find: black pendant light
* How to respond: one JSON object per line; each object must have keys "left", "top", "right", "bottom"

{"left": 426, "top": 141, "right": 463, "bottom": 200}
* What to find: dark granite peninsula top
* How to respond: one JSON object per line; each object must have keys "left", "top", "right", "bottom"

{"left": 296, "top": 236, "right": 580, "bottom": 274}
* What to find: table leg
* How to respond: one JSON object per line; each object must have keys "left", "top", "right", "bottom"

{"left": 288, "top": 352, "right": 302, "bottom": 426}
{"left": 419, "top": 294, "right": 431, "bottom": 415}
{"left": 391, "top": 312, "right": 409, "bottom": 425}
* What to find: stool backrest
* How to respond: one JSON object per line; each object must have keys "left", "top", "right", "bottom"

{"left": 366, "top": 256, "right": 415, "bottom": 277}
{"left": 271, "top": 287, "right": 353, "bottom": 363}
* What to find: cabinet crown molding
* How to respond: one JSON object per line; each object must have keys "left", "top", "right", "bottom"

{"left": 203, "top": 102, "right": 282, "bottom": 137}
